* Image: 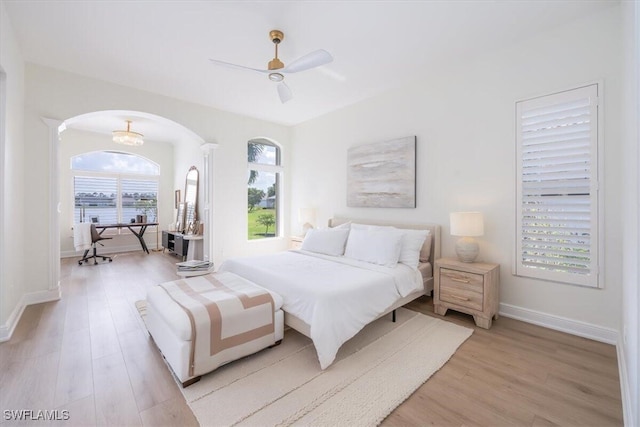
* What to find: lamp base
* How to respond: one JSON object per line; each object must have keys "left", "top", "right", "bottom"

{"left": 302, "top": 223, "right": 313, "bottom": 235}
{"left": 455, "top": 237, "right": 479, "bottom": 263}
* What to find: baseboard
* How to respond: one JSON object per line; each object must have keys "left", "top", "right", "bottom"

{"left": 499, "top": 303, "right": 618, "bottom": 345}
{"left": 61, "top": 243, "right": 159, "bottom": 259}
{"left": 616, "top": 338, "right": 636, "bottom": 427}
{"left": 0, "top": 296, "right": 26, "bottom": 342}
{"left": 0, "top": 288, "right": 62, "bottom": 342}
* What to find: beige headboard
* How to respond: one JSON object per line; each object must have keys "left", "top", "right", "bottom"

{"left": 328, "top": 217, "right": 441, "bottom": 267}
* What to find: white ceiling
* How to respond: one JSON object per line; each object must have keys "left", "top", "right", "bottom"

{"left": 5, "top": 0, "right": 617, "bottom": 129}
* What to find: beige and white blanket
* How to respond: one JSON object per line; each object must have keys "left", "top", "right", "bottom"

{"left": 158, "top": 272, "right": 275, "bottom": 377}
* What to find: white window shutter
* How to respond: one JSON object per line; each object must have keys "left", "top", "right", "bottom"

{"left": 516, "top": 84, "right": 600, "bottom": 287}
{"left": 74, "top": 176, "right": 118, "bottom": 224}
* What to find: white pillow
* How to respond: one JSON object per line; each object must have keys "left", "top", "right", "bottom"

{"left": 398, "top": 229, "right": 430, "bottom": 269}
{"left": 301, "top": 228, "right": 350, "bottom": 256}
{"left": 420, "top": 234, "right": 433, "bottom": 263}
{"left": 344, "top": 228, "right": 403, "bottom": 267}
{"left": 332, "top": 221, "right": 351, "bottom": 230}
{"left": 349, "top": 223, "right": 430, "bottom": 269}
{"left": 350, "top": 223, "right": 392, "bottom": 231}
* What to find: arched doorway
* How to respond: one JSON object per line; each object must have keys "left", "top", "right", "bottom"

{"left": 45, "top": 110, "right": 206, "bottom": 291}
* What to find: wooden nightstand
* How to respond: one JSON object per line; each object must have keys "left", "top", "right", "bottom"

{"left": 289, "top": 235, "right": 304, "bottom": 250}
{"left": 433, "top": 257, "right": 500, "bottom": 329}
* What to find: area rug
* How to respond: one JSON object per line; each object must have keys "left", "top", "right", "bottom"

{"left": 136, "top": 302, "right": 472, "bottom": 426}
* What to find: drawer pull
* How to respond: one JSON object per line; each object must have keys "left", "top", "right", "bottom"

{"left": 446, "top": 275, "right": 470, "bottom": 284}
{"left": 449, "top": 295, "right": 470, "bottom": 301}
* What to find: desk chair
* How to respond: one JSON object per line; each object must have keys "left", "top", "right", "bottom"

{"left": 78, "top": 224, "right": 113, "bottom": 265}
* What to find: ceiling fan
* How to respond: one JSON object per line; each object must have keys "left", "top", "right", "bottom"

{"left": 210, "top": 30, "right": 333, "bottom": 103}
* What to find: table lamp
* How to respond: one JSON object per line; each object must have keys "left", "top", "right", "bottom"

{"left": 298, "top": 208, "right": 317, "bottom": 235}
{"left": 450, "top": 212, "right": 484, "bottom": 263}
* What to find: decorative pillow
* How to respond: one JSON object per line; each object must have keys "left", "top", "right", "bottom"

{"left": 344, "top": 228, "right": 403, "bottom": 267}
{"left": 301, "top": 228, "right": 350, "bottom": 256}
{"left": 420, "top": 234, "right": 433, "bottom": 263}
{"left": 350, "top": 223, "right": 393, "bottom": 231}
{"left": 350, "top": 223, "right": 431, "bottom": 268}
{"left": 398, "top": 229, "right": 430, "bottom": 269}
{"left": 332, "top": 221, "right": 351, "bottom": 230}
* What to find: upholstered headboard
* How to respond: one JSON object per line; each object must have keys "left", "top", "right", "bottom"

{"left": 328, "top": 217, "right": 441, "bottom": 267}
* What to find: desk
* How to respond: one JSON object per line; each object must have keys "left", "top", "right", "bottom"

{"left": 96, "top": 223, "right": 158, "bottom": 254}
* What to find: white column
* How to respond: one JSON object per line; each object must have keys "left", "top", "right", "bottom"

{"left": 201, "top": 143, "right": 219, "bottom": 264}
{"left": 42, "top": 117, "right": 63, "bottom": 293}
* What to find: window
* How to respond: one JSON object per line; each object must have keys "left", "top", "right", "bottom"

{"left": 71, "top": 151, "right": 159, "bottom": 229}
{"left": 247, "top": 139, "right": 281, "bottom": 240}
{"left": 515, "top": 84, "right": 600, "bottom": 287}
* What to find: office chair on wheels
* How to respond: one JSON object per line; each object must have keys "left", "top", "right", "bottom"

{"left": 78, "top": 224, "right": 113, "bottom": 265}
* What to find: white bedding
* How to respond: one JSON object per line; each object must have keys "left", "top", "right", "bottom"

{"left": 218, "top": 250, "right": 423, "bottom": 369}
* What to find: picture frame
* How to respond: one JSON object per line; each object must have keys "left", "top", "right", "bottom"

{"left": 176, "top": 202, "right": 186, "bottom": 233}
{"left": 175, "top": 189, "right": 181, "bottom": 209}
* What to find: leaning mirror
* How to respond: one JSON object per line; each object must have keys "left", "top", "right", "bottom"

{"left": 183, "top": 166, "right": 199, "bottom": 234}
{"left": 175, "top": 202, "right": 186, "bottom": 234}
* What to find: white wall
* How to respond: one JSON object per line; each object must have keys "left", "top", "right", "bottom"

{"left": 0, "top": 1, "right": 26, "bottom": 336}
{"left": 621, "top": 1, "right": 639, "bottom": 424}
{"left": 22, "top": 64, "right": 291, "bottom": 296}
{"left": 58, "top": 128, "right": 174, "bottom": 255}
{"left": 291, "top": 7, "right": 623, "bottom": 333}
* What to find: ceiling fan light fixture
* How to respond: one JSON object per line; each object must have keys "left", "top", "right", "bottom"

{"left": 268, "top": 58, "right": 284, "bottom": 70}
{"left": 112, "top": 120, "right": 144, "bottom": 146}
{"left": 268, "top": 72, "right": 284, "bottom": 82}
{"left": 209, "top": 29, "right": 334, "bottom": 103}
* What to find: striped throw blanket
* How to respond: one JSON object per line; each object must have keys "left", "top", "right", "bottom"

{"left": 159, "top": 272, "right": 275, "bottom": 376}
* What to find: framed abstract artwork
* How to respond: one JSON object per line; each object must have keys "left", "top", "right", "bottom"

{"left": 347, "top": 136, "right": 416, "bottom": 208}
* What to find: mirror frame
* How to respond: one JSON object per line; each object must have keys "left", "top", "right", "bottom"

{"left": 184, "top": 166, "right": 199, "bottom": 234}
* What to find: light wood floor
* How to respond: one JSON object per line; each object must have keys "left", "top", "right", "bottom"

{"left": 0, "top": 252, "right": 623, "bottom": 426}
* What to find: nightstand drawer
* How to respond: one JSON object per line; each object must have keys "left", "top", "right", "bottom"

{"left": 289, "top": 236, "right": 304, "bottom": 250}
{"left": 439, "top": 268, "right": 483, "bottom": 311}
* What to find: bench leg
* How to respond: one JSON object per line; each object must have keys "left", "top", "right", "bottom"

{"left": 182, "top": 376, "right": 201, "bottom": 388}
{"left": 269, "top": 339, "right": 283, "bottom": 348}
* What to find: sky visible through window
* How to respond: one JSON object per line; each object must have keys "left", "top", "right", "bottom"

{"left": 71, "top": 151, "right": 159, "bottom": 175}
{"left": 253, "top": 144, "right": 277, "bottom": 165}
{"left": 249, "top": 170, "right": 276, "bottom": 193}
{"left": 249, "top": 143, "right": 277, "bottom": 192}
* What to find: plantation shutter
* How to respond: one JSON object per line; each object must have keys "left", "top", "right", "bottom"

{"left": 515, "top": 84, "right": 600, "bottom": 287}
{"left": 74, "top": 176, "right": 118, "bottom": 224}
{"left": 121, "top": 179, "right": 158, "bottom": 223}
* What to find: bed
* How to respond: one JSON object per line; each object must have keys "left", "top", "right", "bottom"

{"left": 218, "top": 217, "right": 441, "bottom": 369}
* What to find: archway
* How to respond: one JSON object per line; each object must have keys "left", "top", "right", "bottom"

{"left": 45, "top": 110, "right": 206, "bottom": 292}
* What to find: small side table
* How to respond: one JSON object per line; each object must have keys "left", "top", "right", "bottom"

{"left": 183, "top": 235, "right": 204, "bottom": 261}
{"left": 289, "top": 236, "right": 304, "bottom": 250}
{"left": 433, "top": 257, "right": 500, "bottom": 329}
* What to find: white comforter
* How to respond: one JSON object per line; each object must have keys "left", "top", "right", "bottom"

{"left": 218, "top": 250, "right": 423, "bottom": 369}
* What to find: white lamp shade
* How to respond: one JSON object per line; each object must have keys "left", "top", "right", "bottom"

{"left": 298, "top": 208, "right": 316, "bottom": 225}
{"left": 450, "top": 212, "right": 484, "bottom": 237}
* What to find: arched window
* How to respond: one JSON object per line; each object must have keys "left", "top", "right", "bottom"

{"left": 247, "top": 139, "right": 282, "bottom": 239}
{"left": 71, "top": 151, "right": 159, "bottom": 226}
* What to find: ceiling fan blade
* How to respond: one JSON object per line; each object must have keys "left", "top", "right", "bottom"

{"left": 209, "top": 59, "right": 270, "bottom": 74}
{"left": 277, "top": 82, "right": 293, "bottom": 103}
{"left": 282, "top": 49, "right": 333, "bottom": 73}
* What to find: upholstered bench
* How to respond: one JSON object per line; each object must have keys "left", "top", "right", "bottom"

{"left": 146, "top": 271, "right": 284, "bottom": 387}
